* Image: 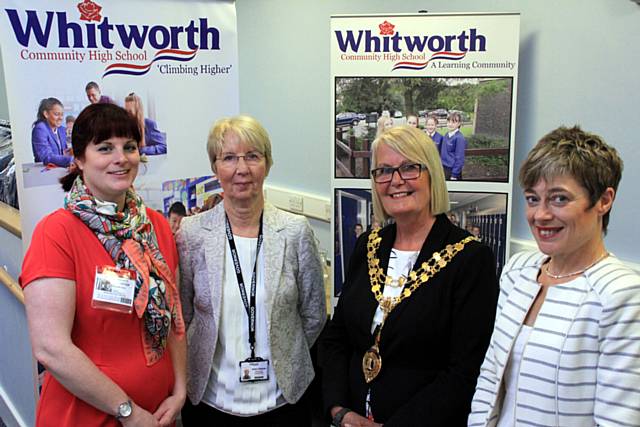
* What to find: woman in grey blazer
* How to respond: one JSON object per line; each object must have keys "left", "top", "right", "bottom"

{"left": 177, "top": 115, "right": 326, "bottom": 426}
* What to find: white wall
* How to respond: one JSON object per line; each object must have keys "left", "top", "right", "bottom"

{"left": 235, "top": 0, "right": 640, "bottom": 263}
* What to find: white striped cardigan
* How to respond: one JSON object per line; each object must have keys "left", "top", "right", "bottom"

{"left": 468, "top": 251, "right": 640, "bottom": 427}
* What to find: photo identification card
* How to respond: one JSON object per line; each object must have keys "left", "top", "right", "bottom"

{"left": 91, "top": 266, "right": 137, "bottom": 314}
{"left": 239, "top": 358, "right": 269, "bottom": 383}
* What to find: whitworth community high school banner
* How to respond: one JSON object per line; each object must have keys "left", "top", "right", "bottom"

{"left": 331, "top": 13, "right": 520, "bottom": 295}
{"left": 0, "top": 0, "right": 238, "bottom": 248}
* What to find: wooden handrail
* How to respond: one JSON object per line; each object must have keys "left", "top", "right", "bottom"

{"left": 0, "top": 201, "right": 24, "bottom": 303}
{"left": 0, "top": 266, "right": 23, "bottom": 304}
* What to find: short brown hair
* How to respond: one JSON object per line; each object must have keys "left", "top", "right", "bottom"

{"left": 447, "top": 111, "right": 462, "bottom": 123}
{"left": 59, "top": 103, "right": 141, "bottom": 191}
{"left": 425, "top": 114, "right": 439, "bottom": 125}
{"left": 519, "top": 125, "right": 623, "bottom": 233}
{"left": 85, "top": 81, "right": 100, "bottom": 92}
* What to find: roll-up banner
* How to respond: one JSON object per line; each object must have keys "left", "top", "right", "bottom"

{"left": 0, "top": 0, "right": 239, "bottom": 248}
{"left": 331, "top": 13, "right": 520, "bottom": 296}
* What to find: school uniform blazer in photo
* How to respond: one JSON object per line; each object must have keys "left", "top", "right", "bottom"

{"left": 140, "top": 118, "right": 167, "bottom": 155}
{"left": 31, "top": 121, "right": 70, "bottom": 167}
{"left": 469, "top": 251, "right": 640, "bottom": 427}
{"left": 440, "top": 131, "right": 467, "bottom": 179}
{"left": 427, "top": 131, "right": 444, "bottom": 153}
{"left": 176, "top": 201, "right": 326, "bottom": 405}
{"left": 322, "top": 215, "right": 498, "bottom": 426}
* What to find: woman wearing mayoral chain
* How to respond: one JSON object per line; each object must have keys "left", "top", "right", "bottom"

{"left": 321, "top": 126, "right": 498, "bottom": 426}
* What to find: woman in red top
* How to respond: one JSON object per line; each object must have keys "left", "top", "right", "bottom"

{"left": 20, "top": 103, "right": 186, "bottom": 427}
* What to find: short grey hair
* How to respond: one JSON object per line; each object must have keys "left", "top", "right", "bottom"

{"left": 207, "top": 115, "right": 273, "bottom": 174}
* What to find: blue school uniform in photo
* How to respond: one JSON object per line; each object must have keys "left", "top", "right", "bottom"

{"left": 427, "top": 131, "right": 443, "bottom": 153}
{"left": 31, "top": 121, "right": 71, "bottom": 167}
{"left": 140, "top": 118, "right": 167, "bottom": 155}
{"left": 441, "top": 129, "right": 466, "bottom": 179}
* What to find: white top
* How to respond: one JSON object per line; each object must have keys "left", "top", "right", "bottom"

{"left": 202, "top": 235, "right": 283, "bottom": 415}
{"left": 370, "top": 248, "right": 419, "bottom": 334}
{"left": 496, "top": 325, "right": 532, "bottom": 427}
{"left": 469, "top": 251, "right": 640, "bottom": 426}
{"left": 447, "top": 128, "right": 460, "bottom": 138}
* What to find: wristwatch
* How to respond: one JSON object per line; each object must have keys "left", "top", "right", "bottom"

{"left": 115, "top": 400, "right": 132, "bottom": 420}
{"left": 331, "top": 407, "right": 351, "bottom": 427}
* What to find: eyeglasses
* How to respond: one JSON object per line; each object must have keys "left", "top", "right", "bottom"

{"left": 371, "top": 163, "right": 427, "bottom": 183}
{"left": 216, "top": 152, "right": 264, "bottom": 167}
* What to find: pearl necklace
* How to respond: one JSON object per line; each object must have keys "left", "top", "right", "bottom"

{"left": 543, "top": 252, "right": 609, "bottom": 280}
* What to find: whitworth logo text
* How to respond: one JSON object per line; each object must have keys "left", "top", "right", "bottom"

{"left": 335, "top": 20, "right": 514, "bottom": 71}
{"left": 3, "top": 1, "right": 232, "bottom": 77}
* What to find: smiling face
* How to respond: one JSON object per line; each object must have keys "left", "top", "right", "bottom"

{"left": 215, "top": 131, "right": 267, "bottom": 206}
{"left": 525, "top": 175, "right": 612, "bottom": 263}
{"left": 447, "top": 118, "right": 460, "bottom": 131}
{"left": 44, "top": 104, "right": 64, "bottom": 129}
{"left": 86, "top": 87, "right": 101, "bottom": 104}
{"left": 425, "top": 117, "right": 438, "bottom": 134}
{"left": 76, "top": 136, "right": 140, "bottom": 210}
{"left": 374, "top": 143, "right": 431, "bottom": 222}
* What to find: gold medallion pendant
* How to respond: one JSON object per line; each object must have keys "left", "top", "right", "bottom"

{"left": 362, "top": 345, "right": 382, "bottom": 383}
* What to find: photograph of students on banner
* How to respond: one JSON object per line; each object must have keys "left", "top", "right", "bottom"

{"left": 160, "top": 175, "right": 222, "bottom": 216}
{"left": 85, "top": 81, "right": 115, "bottom": 105}
{"left": 424, "top": 113, "right": 443, "bottom": 152}
{"left": 65, "top": 115, "right": 75, "bottom": 142}
{"left": 334, "top": 77, "right": 512, "bottom": 182}
{"left": 441, "top": 111, "right": 467, "bottom": 180}
{"left": 31, "top": 97, "right": 72, "bottom": 167}
{"left": 375, "top": 115, "right": 393, "bottom": 137}
{"left": 124, "top": 93, "right": 167, "bottom": 156}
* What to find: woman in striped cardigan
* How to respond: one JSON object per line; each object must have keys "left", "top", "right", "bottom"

{"left": 469, "top": 126, "right": 640, "bottom": 427}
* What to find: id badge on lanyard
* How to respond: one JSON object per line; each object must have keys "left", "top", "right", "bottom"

{"left": 91, "top": 266, "right": 136, "bottom": 314}
{"left": 239, "top": 357, "right": 270, "bottom": 383}
{"left": 225, "top": 213, "right": 270, "bottom": 383}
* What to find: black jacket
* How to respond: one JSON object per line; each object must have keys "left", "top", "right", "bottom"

{"left": 321, "top": 214, "right": 498, "bottom": 426}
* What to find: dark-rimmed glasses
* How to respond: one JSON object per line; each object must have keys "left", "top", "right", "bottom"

{"left": 371, "top": 163, "right": 427, "bottom": 183}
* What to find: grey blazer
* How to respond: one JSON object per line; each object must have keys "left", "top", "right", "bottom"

{"left": 176, "top": 201, "right": 327, "bottom": 405}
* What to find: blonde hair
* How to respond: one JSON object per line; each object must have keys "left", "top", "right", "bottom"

{"left": 376, "top": 116, "right": 393, "bottom": 138}
{"left": 124, "top": 93, "right": 145, "bottom": 147}
{"left": 371, "top": 125, "right": 449, "bottom": 222}
{"left": 207, "top": 115, "right": 273, "bottom": 174}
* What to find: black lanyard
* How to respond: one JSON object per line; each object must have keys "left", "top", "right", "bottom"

{"left": 224, "top": 212, "right": 263, "bottom": 359}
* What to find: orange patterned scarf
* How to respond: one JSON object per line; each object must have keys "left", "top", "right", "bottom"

{"left": 65, "top": 176, "right": 184, "bottom": 365}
